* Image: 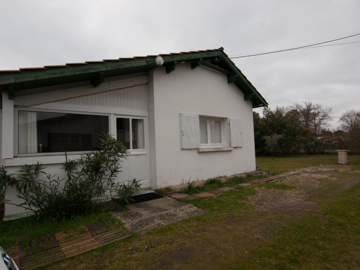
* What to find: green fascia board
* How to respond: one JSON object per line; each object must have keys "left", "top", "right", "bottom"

{"left": 219, "top": 52, "right": 268, "bottom": 107}
{"left": 0, "top": 49, "right": 267, "bottom": 107}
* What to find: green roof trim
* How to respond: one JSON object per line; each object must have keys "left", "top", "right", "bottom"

{"left": 0, "top": 48, "right": 267, "bottom": 107}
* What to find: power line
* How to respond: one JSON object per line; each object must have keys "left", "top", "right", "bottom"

{"left": 229, "top": 32, "right": 360, "bottom": 59}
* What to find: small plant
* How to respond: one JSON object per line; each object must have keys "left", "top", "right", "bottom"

{"left": 226, "top": 176, "right": 247, "bottom": 185}
{"left": 181, "top": 181, "right": 201, "bottom": 195}
{"left": 112, "top": 178, "right": 141, "bottom": 208}
{"left": 202, "top": 178, "right": 223, "bottom": 191}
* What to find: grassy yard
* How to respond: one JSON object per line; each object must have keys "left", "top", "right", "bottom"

{"left": 257, "top": 154, "right": 360, "bottom": 174}
{"left": 1, "top": 154, "right": 360, "bottom": 269}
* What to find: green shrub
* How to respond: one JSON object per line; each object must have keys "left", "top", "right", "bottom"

{"left": 1, "top": 134, "right": 129, "bottom": 221}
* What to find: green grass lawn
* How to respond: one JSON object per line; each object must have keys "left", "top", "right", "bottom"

{"left": 1, "top": 154, "right": 360, "bottom": 269}
{"left": 257, "top": 154, "right": 360, "bottom": 174}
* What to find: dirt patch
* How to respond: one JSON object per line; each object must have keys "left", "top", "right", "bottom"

{"left": 249, "top": 165, "right": 357, "bottom": 216}
{"left": 249, "top": 187, "right": 320, "bottom": 216}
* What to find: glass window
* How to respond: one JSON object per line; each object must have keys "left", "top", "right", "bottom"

{"left": 199, "top": 118, "right": 222, "bottom": 145}
{"left": 132, "top": 119, "right": 145, "bottom": 149}
{"left": 18, "top": 111, "right": 109, "bottom": 154}
{"left": 116, "top": 118, "right": 130, "bottom": 149}
{"left": 200, "top": 119, "right": 208, "bottom": 144}
{"left": 210, "top": 120, "right": 222, "bottom": 143}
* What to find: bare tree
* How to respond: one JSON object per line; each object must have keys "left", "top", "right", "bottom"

{"left": 292, "top": 101, "right": 333, "bottom": 135}
{"left": 339, "top": 109, "right": 360, "bottom": 132}
{"left": 339, "top": 109, "right": 360, "bottom": 153}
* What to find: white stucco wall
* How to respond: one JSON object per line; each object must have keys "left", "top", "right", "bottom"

{"left": 151, "top": 63, "right": 256, "bottom": 188}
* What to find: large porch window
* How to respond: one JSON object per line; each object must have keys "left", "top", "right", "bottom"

{"left": 18, "top": 111, "right": 109, "bottom": 154}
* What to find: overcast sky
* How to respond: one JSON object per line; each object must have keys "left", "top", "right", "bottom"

{"left": 1, "top": 0, "right": 359, "bottom": 130}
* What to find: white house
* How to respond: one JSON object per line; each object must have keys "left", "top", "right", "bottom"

{"left": 0, "top": 48, "right": 267, "bottom": 217}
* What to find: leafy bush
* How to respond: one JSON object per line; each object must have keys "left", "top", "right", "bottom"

{"left": 1, "top": 134, "right": 130, "bottom": 221}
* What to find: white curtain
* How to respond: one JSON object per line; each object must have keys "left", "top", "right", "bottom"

{"left": 210, "top": 120, "right": 221, "bottom": 143}
{"left": 18, "top": 111, "right": 38, "bottom": 154}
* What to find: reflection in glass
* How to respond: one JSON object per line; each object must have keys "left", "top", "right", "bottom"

{"left": 200, "top": 119, "right": 208, "bottom": 144}
{"left": 210, "top": 120, "right": 221, "bottom": 143}
{"left": 132, "top": 119, "right": 145, "bottom": 149}
{"left": 18, "top": 111, "right": 109, "bottom": 154}
{"left": 116, "top": 118, "right": 130, "bottom": 149}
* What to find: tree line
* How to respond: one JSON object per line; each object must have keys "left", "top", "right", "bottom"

{"left": 254, "top": 101, "right": 360, "bottom": 156}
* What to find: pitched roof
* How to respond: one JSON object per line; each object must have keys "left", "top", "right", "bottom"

{"left": 0, "top": 48, "right": 267, "bottom": 107}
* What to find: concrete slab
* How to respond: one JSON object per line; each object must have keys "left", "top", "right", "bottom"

{"left": 233, "top": 183, "right": 252, "bottom": 187}
{"left": 192, "top": 192, "right": 215, "bottom": 198}
{"left": 171, "top": 193, "right": 191, "bottom": 199}
{"left": 109, "top": 197, "right": 206, "bottom": 233}
{"left": 217, "top": 187, "right": 235, "bottom": 192}
{"left": 206, "top": 189, "right": 223, "bottom": 195}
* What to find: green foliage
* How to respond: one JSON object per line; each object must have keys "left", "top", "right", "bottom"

{"left": 181, "top": 181, "right": 202, "bottom": 195}
{"left": 254, "top": 107, "right": 314, "bottom": 155}
{"left": 181, "top": 178, "right": 224, "bottom": 195}
{"left": 2, "top": 134, "right": 130, "bottom": 221}
{"left": 112, "top": 179, "right": 142, "bottom": 207}
{"left": 225, "top": 176, "right": 247, "bottom": 185}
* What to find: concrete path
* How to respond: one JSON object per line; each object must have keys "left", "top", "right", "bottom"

{"left": 109, "top": 197, "right": 206, "bottom": 233}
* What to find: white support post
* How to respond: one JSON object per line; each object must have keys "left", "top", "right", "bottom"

{"left": 2, "top": 92, "right": 14, "bottom": 159}
{"left": 109, "top": 114, "right": 117, "bottom": 139}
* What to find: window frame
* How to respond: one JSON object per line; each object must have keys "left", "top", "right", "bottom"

{"left": 199, "top": 116, "right": 224, "bottom": 147}
{"left": 115, "top": 116, "right": 146, "bottom": 152}
{"left": 14, "top": 107, "right": 111, "bottom": 157}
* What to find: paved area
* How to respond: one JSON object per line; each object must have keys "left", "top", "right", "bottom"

{"left": 109, "top": 197, "right": 206, "bottom": 233}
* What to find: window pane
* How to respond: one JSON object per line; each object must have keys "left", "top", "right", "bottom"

{"left": 18, "top": 111, "right": 109, "bottom": 154}
{"left": 210, "top": 120, "right": 221, "bottom": 143}
{"left": 116, "top": 118, "right": 130, "bottom": 149}
{"left": 200, "top": 119, "right": 208, "bottom": 144}
{"left": 132, "top": 119, "right": 145, "bottom": 149}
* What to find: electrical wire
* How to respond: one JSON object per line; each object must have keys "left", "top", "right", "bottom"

{"left": 229, "top": 32, "right": 360, "bottom": 59}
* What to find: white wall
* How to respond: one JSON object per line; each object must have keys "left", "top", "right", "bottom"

{"left": 151, "top": 63, "right": 256, "bottom": 188}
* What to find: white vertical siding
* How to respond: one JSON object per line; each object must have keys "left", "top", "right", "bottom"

{"left": 57, "top": 84, "right": 148, "bottom": 111}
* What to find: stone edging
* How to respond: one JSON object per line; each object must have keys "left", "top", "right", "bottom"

{"left": 170, "top": 171, "right": 300, "bottom": 201}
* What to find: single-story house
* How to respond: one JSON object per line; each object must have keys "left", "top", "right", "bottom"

{"left": 0, "top": 47, "right": 267, "bottom": 217}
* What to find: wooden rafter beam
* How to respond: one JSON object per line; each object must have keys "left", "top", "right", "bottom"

{"left": 91, "top": 72, "right": 104, "bottom": 87}
{"left": 191, "top": 61, "right": 200, "bottom": 69}
{"left": 165, "top": 62, "right": 176, "bottom": 74}
{"left": 227, "top": 74, "right": 238, "bottom": 84}
{"left": 199, "top": 61, "right": 233, "bottom": 76}
{"left": 8, "top": 83, "right": 14, "bottom": 100}
{"left": 244, "top": 93, "right": 254, "bottom": 100}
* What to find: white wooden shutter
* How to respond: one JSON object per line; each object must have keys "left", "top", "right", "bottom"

{"left": 229, "top": 118, "right": 243, "bottom": 148}
{"left": 179, "top": 113, "right": 200, "bottom": 149}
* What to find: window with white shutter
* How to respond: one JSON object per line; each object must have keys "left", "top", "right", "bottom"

{"left": 179, "top": 113, "right": 200, "bottom": 149}
{"left": 229, "top": 118, "right": 243, "bottom": 148}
